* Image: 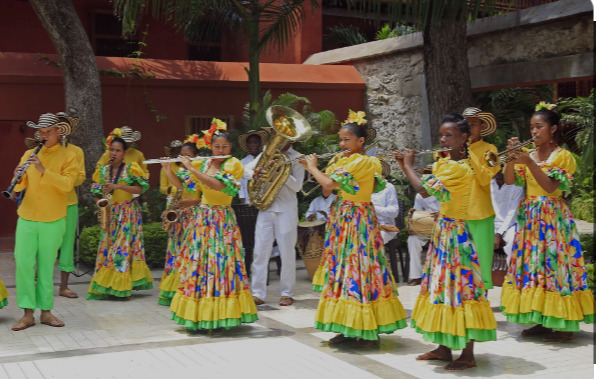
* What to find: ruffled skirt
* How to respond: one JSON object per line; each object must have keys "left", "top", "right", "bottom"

{"left": 411, "top": 215, "right": 497, "bottom": 350}
{"left": 159, "top": 205, "right": 198, "bottom": 306}
{"left": 87, "top": 200, "right": 154, "bottom": 299}
{"left": 170, "top": 204, "right": 258, "bottom": 330}
{"left": 0, "top": 277, "right": 8, "bottom": 309}
{"left": 500, "top": 196, "right": 594, "bottom": 331}
{"left": 312, "top": 198, "right": 408, "bottom": 341}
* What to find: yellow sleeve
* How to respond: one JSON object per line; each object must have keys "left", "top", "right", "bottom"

{"left": 129, "top": 162, "right": 148, "bottom": 180}
{"left": 159, "top": 168, "right": 171, "bottom": 195}
{"left": 325, "top": 154, "right": 379, "bottom": 177}
{"left": 135, "top": 149, "right": 150, "bottom": 178}
{"left": 544, "top": 148, "right": 577, "bottom": 176}
{"left": 72, "top": 146, "right": 86, "bottom": 186}
{"left": 223, "top": 158, "right": 245, "bottom": 180}
{"left": 468, "top": 142, "right": 500, "bottom": 186}
{"left": 433, "top": 159, "right": 471, "bottom": 193}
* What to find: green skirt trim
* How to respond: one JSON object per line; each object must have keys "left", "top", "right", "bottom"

{"left": 313, "top": 284, "right": 323, "bottom": 292}
{"left": 411, "top": 320, "right": 497, "bottom": 350}
{"left": 158, "top": 289, "right": 176, "bottom": 306}
{"left": 314, "top": 319, "right": 408, "bottom": 341}
{"left": 0, "top": 298, "right": 7, "bottom": 309}
{"left": 500, "top": 307, "right": 594, "bottom": 331}
{"left": 89, "top": 278, "right": 153, "bottom": 298}
{"left": 171, "top": 312, "right": 258, "bottom": 331}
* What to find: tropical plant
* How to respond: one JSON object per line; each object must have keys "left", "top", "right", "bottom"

{"left": 113, "top": 0, "right": 318, "bottom": 128}
{"left": 375, "top": 23, "right": 417, "bottom": 40}
{"left": 558, "top": 89, "right": 594, "bottom": 174}
{"left": 325, "top": 24, "right": 368, "bottom": 47}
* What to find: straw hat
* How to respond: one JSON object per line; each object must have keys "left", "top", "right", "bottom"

{"left": 164, "top": 140, "right": 183, "bottom": 157}
{"left": 380, "top": 159, "right": 391, "bottom": 178}
{"left": 462, "top": 107, "right": 497, "bottom": 137}
{"left": 26, "top": 112, "right": 77, "bottom": 136}
{"left": 238, "top": 130, "right": 269, "bottom": 153}
{"left": 118, "top": 126, "right": 142, "bottom": 142}
{"left": 366, "top": 127, "right": 376, "bottom": 141}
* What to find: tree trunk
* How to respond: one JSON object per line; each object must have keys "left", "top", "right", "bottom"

{"left": 29, "top": 0, "right": 104, "bottom": 204}
{"left": 423, "top": 18, "right": 471, "bottom": 145}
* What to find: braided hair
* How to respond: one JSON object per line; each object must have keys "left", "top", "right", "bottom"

{"left": 441, "top": 114, "right": 471, "bottom": 159}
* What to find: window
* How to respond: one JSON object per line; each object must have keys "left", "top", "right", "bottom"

{"left": 90, "top": 10, "right": 138, "bottom": 57}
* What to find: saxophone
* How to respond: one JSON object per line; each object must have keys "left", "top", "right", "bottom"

{"left": 161, "top": 188, "right": 183, "bottom": 232}
{"left": 247, "top": 106, "right": 312, "bottom": 210}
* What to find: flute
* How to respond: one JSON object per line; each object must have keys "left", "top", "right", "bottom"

{"left": 2, "top": 140, "right": 46, "bottom": 199}
{"left": 142, "top": 155, "right": 231, "bottom": 165}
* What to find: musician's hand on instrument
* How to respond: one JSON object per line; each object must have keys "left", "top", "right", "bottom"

{"left": 317, "top": 210, "right": 328, "bottom": 219}
{"left": 160, "top": 159, "right": 171, "bottom": 169}
{"left": 302, "top": 154, "right": 318, "bottom": 171}
{"left": 179, "top": 156, "right": 192, "bottom": 169}
{"left": 306, "top": 214, "right": 316, "bottom": 221}
{"left": 13, "top": 165, "right": 25, "bottom": 178}
{"left": 178, "top": 199, "right": 194, "bottom": 208}
{"left": 506, "top": 137, "right": 520, "bottom": 151}
{"left": 28, "top": 155, "right": 45, "bottom": 174}
{"left": 104, "top": 183, "right": 120, "bottom": 192}
{"left": 253, "top": 167, "right": 262, "bottom": 180}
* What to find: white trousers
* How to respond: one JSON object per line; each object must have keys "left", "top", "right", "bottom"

{"left": 407, "top": 234, "right": 431, "bottom": 280}
{"left": 251, "top": 210, "right": 298, "bottom": 299}
{"left": 502, "top": 226, "right": 516, "bottom": 259}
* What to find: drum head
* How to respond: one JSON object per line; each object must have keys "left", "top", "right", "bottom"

{"left": 298, "top": 220, "right": 326, "bottom": 228}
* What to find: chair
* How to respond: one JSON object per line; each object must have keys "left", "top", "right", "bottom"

{"left": 384, "top": 198, "right": 409, "bottom": 283}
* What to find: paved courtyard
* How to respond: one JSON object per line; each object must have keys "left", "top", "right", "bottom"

{"left": 0, "top": 249, "right": 593, "bottom": 379}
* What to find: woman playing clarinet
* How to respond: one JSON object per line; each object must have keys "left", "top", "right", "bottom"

{"left": 500, "top": 103, "right": 594, "bottom": 342}
{"left": 87, "top": 137, "right": 153, "bottom": 300}
{"left": 395, "top": 114, "right": 496, "bottom": 371}
{"left": 299, "top": 110, "right": 407, "bottom": 348}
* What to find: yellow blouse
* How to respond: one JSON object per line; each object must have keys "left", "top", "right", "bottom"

{"left": 422, "top": 157, "right": 474, "bottom": 220}
{"left": 177, "top": 157, "right": 243, "bottom": 206}
{"left": 96, "top": 147, "right": 149, "bottom": 178}
{"left": 15, "top": 144, "right": 78, "bottom": 222}
{"left": 467, "top": 139, "right": 500, "bottom": 220}
{"left": 513, "top": 147, "right": 576, "bottom": 197}
{"left": 325, "top": 153, "right": 382, "bottom": 203}
{"left": 65, "top": 143, "right": 86, "bottom": 206}
{"left": 92, "top": 162, "right": 149, "bottom": 203}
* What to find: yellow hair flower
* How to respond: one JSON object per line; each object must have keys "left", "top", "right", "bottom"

{"left": 343, "top": 109, "right": 367, "bottom": 126}
{"left": 212, "top": 118, "right": 227, "bottom": 131}
{"left": 111, "top": 128, "right": 122, "bottom": 137}
{"left": 535, "top": 101, "right": 556, "bottom": 111}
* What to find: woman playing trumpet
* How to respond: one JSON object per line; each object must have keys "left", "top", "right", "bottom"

{"left": 299, "top": 110, "right": 407, "bottom": 348}
{"left": 395, "top": 114, "right": 496, "bottom": 371}
{"left": 157, "top": 137, "right": 202, "bottom": 306}
{"left": 500, "top": 103, "right": 594, "bottom": 342}
{"left": 87, "top": 137, "right": 153, "bottom": 300}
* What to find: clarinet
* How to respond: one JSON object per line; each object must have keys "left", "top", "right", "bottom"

{"left": 2, "top": 140, "right": 46, "bottom": 199}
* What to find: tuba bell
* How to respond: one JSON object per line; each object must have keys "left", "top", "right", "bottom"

{"left": 247, "top": 105, "right": 312, "bottom": 210}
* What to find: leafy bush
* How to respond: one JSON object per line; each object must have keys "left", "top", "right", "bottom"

{"left": 580, "top": 234, "right": 594, "bottom": 264}
{"left": 375, "top": 23, "right": 417, "bottom": 40}
{"left": 585, "top": 264, "right": 595, "bottom": 297}
{"left": 78, "top": 222, "right": 168, "bottom": 269}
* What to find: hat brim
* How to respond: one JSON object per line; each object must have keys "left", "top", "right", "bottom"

{"left": 380, "top": 159, "right": 391, "bottom": 178}
{"left": 366, "top": 128, "right": 376, "bottom": 141}
{"left": 238, "top": 130, "right": 269, "bottom": 153}
{"left": 26, "top": 120, "right": 73, "bottom": 136}
{"left": 477, "top": 113, "right": 497, "bottom": 137}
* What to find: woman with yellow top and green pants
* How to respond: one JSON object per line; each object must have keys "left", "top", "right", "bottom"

{"left": 462, "top": 108, "right": 500, "bottom": 290}
{"left": 158, "top": 139, "right": 202, "bottom": 306}
{"left": 87, "top": 137, "right": 153, "bottom": 299}
{"left": 169, "top": 123, "right": 258, "bottom": 331}
{"left": 11, "top": 113, "right": 79, "bottom": 331}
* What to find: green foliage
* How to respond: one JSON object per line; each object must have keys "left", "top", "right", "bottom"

{"left": 580, "top": 234, "right": 594, "bottom": 264}
{"left": 375, "top": 23, "right": 417, "bottom": 40}
{"left": 325, "top": 24, "right": 368, "bottom": 47}
{"left": 585, "top": 264, "right": 595, "bottom": 296}
{"left": 141, "top": 189, "right": 167, "bottom": 223}
{"left": 558, "top": 89, "right": 594, "bottom": 173}
{"left": 78, "top": 222, "right": 167, "bottom": 269}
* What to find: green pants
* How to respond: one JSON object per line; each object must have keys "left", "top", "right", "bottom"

{"left": 466, "top": 216, "right": 495, "bottom": 290}
{"left": 58, "top": 204, "right": 77, "bottom": 272}
{"left": 15, "top": 217, "right": 65, "bottom": 310}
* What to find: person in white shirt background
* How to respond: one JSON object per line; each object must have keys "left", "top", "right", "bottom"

{"left": 237, "top": 130, "right": 268, "bottom": 204}
{"left": 305, "top": 192, "right": 336, "bottom": 221}
{"left": 243, "top": 142, "right": 305, "bottom": 306}
{"left": 490, "top": 170, "right": 525, "bottom": 258}
{"left": 371, "top": 160, "right": 399, "bottom": 244}
{"left": 407, "top": 193, "right": 440, "bottom": 286}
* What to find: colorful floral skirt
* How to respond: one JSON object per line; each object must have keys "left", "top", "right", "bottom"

{"left": 312, "top": 199, "right": 408, "bottom": 341}
{"left": 411, "top": 215, "right": 497, "bottom": 350}
{"left": 501, "top": 196, "right": 594, "bottom": 331}
{"left": 0, "top": 277, "right": 8, "bottom": 309}
{"left": 159, "top": 205, "right": 198, "bottom": 306}
{"left": 87, "top": 200, "right": 154, "bottom": 299}
{"left": 170, "top": 204, "right": 258, "bottom": 330}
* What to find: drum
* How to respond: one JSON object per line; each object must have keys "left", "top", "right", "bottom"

{"left": 406, "top": 209, "right": 435, "bottom": 236}
{"left": 296, "top": 220, "right": 326, "bottom": 280}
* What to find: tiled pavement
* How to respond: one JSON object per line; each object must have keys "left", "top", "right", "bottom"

{"left": 0, "top": 250, "right": 593, "bottom": 379}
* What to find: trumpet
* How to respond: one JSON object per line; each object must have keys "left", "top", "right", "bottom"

{"left": 142, "top": 155, "right": 231, "bottom": 165}
{"left": 484, "top": 137, "right": 536, "bottom": 167}
{"left": 3, "top": 140, "right": 46, "bottom": 199}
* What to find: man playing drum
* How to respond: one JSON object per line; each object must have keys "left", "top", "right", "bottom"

{"left": 406, "top": 193, "right": 440, "bottom": 286}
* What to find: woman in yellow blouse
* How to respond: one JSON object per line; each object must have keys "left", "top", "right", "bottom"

{"left": 169, "top": 122, "right": 258, "bottom": 332}
{"left": 299, "top": 111, "right": 407, "bottom": 349}
{"left": 87, "top": 137, "right": 153, "bottom": 300}
{"left": 501, "top": 104, "right": 594, "bottom": 342}
{"left": 158, "top": 138, "right": 202, "bottom": 306}
{"left": 395, "top": 114, "right": 496, "bottom": 371}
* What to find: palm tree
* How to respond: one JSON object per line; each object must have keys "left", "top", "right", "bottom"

{"left": 112, "top": 0, "right": 318, "bottom": 127}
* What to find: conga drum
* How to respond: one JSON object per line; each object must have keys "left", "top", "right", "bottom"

{"left": 406, "top": 209, "right": 435, "bottom": 236}
{"left": 296, "top": 220, "right": 326, "bottom": 281}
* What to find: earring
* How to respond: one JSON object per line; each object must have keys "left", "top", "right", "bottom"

{"left": 549, "top": 135, "right": 555, "bottom": 145}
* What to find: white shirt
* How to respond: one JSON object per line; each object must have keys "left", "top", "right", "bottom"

{"left": 371, "top": 184, "right": 399, "bottom": 227}
{"left": 238, "top": 154, "right": 258, "bottom": 203}
{"left": 305, "top": 193, "right": 337, "bottom": 221}
{"left": 413, "top": 193, "right": 440, "bottom": 213}
{"left": 243, "top": 147, "right": 305, "bottom": 212}
{"left": 490, "top": 179, "right": 525, "bottom": 236}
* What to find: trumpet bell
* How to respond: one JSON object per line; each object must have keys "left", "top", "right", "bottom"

{"left": 483, "top": 150, "right": 499, "bottom": 167}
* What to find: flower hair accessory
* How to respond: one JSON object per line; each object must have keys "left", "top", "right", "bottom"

{"left": 105, "top": 128, "right": 122, "bottom": 149}
{"left": 185, "top": 133, "right": 206, "bottom": 150}
{"left": 342, "top": 110, "right": 367, "bottom": 126}
{"left": 535, "top": 101, "right": 556, "bottom": 111}
{"left": 202, "top": 118, "right": 227, "bottom": 149}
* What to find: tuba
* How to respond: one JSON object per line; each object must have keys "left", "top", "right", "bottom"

{"left": 247, "top": 106, "right": 312, "bottom": 210}
{"left": 161, "top": 188, "right": 182, "bottom": 232}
